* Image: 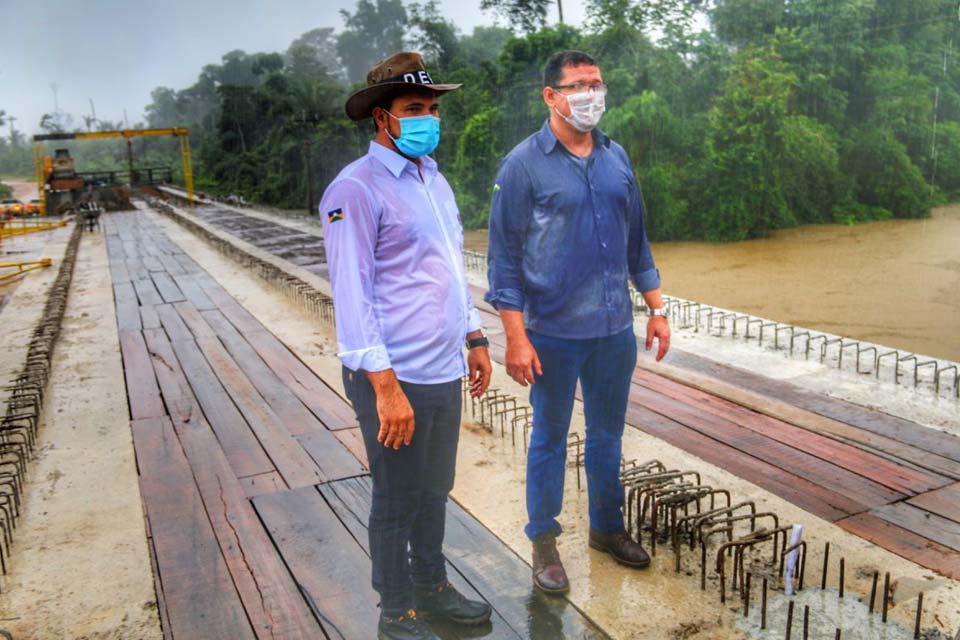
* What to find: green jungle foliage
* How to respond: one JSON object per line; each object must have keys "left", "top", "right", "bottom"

{"left": 3, "top": 0, "right": 959, "bottom": 241}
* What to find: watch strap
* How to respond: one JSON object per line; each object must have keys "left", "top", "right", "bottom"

{"left": 466, "top": 336, "right": 490, "bottom": 350}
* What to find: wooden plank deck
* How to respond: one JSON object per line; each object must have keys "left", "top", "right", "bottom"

{"left": 107, "top": 210, "right": 604, "bottom": 639}
{"left": 180, "top": 202, "right": 960, "bottom": 579}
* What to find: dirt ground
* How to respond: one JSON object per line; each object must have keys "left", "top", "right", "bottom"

{"left": 0, "top": 227, "right": 160, "bottom": 639}
{"left": 151, "top": 206, "right": 960, "bottom": 640}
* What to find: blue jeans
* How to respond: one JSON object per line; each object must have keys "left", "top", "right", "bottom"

{"left": 342, "top": 367, "right": 461, "bottom": 617}
{"left": 525, "top": 327, "right": 637, "bottom": 541}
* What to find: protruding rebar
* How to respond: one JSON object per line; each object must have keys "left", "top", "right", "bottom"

{"left": 869, "top": 570, "right": 879, "bottom": 613}
{"left": 802, "top": 605, "right": 809, "bottom": 640}
{"left": 839, "top": 557, "right": 845, "bottom": 598}
{"left": 743, "top": 572, "right": 751, "bottom": 618}
{"left": 761, "top": 577, "right": 768, "bottom": 630}
{"left": 785, "top": 600, "right": 794, "bottom": 640}
{"left": 821, "top": 542, "right": 830, "bottom": 590}
{"left": 882, "top": 572, "right": 890, "bottom": 623}
{"left": 914, "top": 592, "right": 923, "bottom": 639}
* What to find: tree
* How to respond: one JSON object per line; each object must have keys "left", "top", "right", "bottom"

{"left": 698, "top": 44, "right": 797, "bottom": 240}
{"left": 337, "top": 0, "right": 409, "bottom": 83}
{"left": 480, "top": 0, "right": 553, "bottom": 34}
{"left": 409, "top": 1, "right": 461, "bottom": 66}
{"left": 286, "top": 28, "right": 344, "bottom": 82}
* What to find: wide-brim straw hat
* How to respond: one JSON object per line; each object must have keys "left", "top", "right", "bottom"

{"left": 345, "top": 51, "right": 462, "bottom": 121}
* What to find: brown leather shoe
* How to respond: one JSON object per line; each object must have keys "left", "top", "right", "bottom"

{"left": 532, "top": 532, "right": 569, "bottom": 594}
{"left": 589, "top": 529, "right": 651, "bottom": 568}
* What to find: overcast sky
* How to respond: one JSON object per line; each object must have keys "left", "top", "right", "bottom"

{"left": 1, "top": 0, "right": 589, "bottom": 135}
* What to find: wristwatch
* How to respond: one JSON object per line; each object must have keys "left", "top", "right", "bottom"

{"left": 648, "top": 307, "right": 668, "bottom": 318}
{"left": 466, "top": 335, "right": 490, "bottom": 350}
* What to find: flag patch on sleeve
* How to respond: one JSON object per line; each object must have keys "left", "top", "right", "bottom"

{"left": 327, "top": 207, "right": 344, "bottom": 223}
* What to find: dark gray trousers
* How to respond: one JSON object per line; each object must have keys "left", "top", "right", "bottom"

{"left": 342, "top": 366, "right": 462, "bottom": 616}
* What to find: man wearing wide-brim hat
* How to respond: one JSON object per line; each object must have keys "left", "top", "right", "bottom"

{"left": 320, "top": 52, "right": 494, "bottom": 640}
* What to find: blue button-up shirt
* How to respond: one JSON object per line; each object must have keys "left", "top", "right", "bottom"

{"left": 485, "top": 120, "right": 661, "bottom": 339}
{"left": 320, "top": 141, "right": 482, "bottom": 384}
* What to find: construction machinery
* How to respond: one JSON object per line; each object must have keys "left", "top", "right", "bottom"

{"left": 32, "top": 127, "right": 194, "bottom": 215}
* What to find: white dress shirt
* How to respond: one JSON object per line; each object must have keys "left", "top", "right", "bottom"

{"left": 319, "top": 141, "right": 482, "bottom": 384}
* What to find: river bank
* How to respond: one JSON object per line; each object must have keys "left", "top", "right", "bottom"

{"left": 465, "top": 204, "right": 960, "bottom": 362}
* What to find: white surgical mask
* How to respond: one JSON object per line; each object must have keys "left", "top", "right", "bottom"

{"left": 555, "top": 90, "right": 606, "bottom": 132}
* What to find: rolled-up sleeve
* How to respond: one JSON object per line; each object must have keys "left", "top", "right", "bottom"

{"left": 485, "top": 156, "right": 532, "bottom": 311}
{"left": 627, "top": 175, "right": 661, "bottom": 293}
{"left": 320, "top": 178, "right": 392, "bottom": 373}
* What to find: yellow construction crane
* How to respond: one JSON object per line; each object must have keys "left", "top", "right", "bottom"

{"left": 32, "top": 127, "right": 194, "bottom": 215}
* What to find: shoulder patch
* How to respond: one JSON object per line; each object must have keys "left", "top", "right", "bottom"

{"left": 327, "top": 207, "right": 344, "bottom": 223}
{"left": 492, "top": 183, "right": 501, "bottom": 193}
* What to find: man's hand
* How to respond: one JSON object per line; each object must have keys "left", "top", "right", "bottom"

{"left": 366, "top": 370, "right": 415, "bottom": 449}
{"left": 467, "top": 346, "right": 492, "bottom": 398}
{"left": 645, "top": 316, "right": 671, "bottom": 362}
{"left": 498, "top": 309, "right": 542, "bottom": 386}
{"left": 506, "top": 336, "right": 542, "bottom": 386}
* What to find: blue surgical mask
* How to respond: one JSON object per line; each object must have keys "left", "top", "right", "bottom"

{"left": 385, "top": 111, "right": 441, "bottom": 158}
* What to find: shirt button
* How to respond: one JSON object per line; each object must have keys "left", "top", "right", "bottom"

{"left": 601, "top": 242, "right": 607, "bottom": 248}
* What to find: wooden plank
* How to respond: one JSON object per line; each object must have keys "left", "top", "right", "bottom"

{"left": 200, "top": 311, "right": 335, "bottom": 438}
{"left": 294, "top": 431, "right": 367, "bottom": 483}
{"left": 665, "top": 350, "right": 960, "bottom": 463}
{"left": 173, "top": 301, "right": 217, "bottom": 339}
{"left": 334, "top": 428, "right": 368, "bottom": 468}
{"left": 110, "top": 261, "right": 131, "bottom": 284}
{"left": 133, "top": 277, "right": 165, "bottom": 307}
{"left": 194, "top": 335, "right": 325, "bottom": 488}
{"left": 633, "top": 358, "right": 960, "bottom": 480}
{"left": 159, "top": 254, "right": 187, "bottom": 276}
{"left": 131, "top": 417, "right": 255, "bottom": 639}
{"left": 142, "top": 256, "right": 165, "bottom": 272}
{"left": 126, "top": 257, "right": 150, "bottom": 281}
{"left": 204, "top": 287, "right": 265, "bottom": 334}
{"left": 152, "top": 272, "right": 187, "bottom": 304}
{"left": 626, "top": 402, "right": 860, "bottom": 521}
{"left": 908, "top": 483, "right": 960, "bottom": 523}
{"left": 156, "top": 304, "right": 194, "bottom": 343}
{"left": 119, "top": 330, "right": 165, "bottom": 420}
{"left": 319, "top": 476, "right": 605, "bottom": 639}
{"left": 242, "top": 330, "right": 359, "bottom": 431}
{"left": 173, "top": 418, "right": 325, "bottom": 639}
{"left": 869, "top": 503, "right": 960, "bottom": 552}
{"left": 146, "top": 536, "right": 174, "bottom": 640}
{"left": 140, "top": 305, "right": 162, "bottom": 330}
{"left": 167, "top": 337, "right": 275, "bottom": 478}
{"left": 143, "top": 328, "right": 199, "bottom": 428}
{"left": 317, "top": 477, "right": 519, "bottom": 640}
{"left": 837, "top": 513, "right": 960, "bottom": 580}
{"left": 632, "top": 370, "right": 949, "bottom": 496}
{"left": 114, "top": 294, "right": 142, "bottom": 333}
{"left": 173, "top": 274, "right": 218, "bottom": 311}
{"left": 252, "top": 486, "right": 380, "bottom": 640}
{"left": 238, "top": 472, "right": 287, "bottom": 498}
{"left": 629, "top": 384, "right": 905, "bottom": 507}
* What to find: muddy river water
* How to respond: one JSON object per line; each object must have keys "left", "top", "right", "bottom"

{"left": 466, "top": 204, "right": 960, "bottom": 362}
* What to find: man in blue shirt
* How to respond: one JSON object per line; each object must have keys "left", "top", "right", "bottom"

{"left": 321, "top": 52, "right": 493, "bottom": 640}
{"left": 486, "top": 50, "right": 671, "bottom": 594}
